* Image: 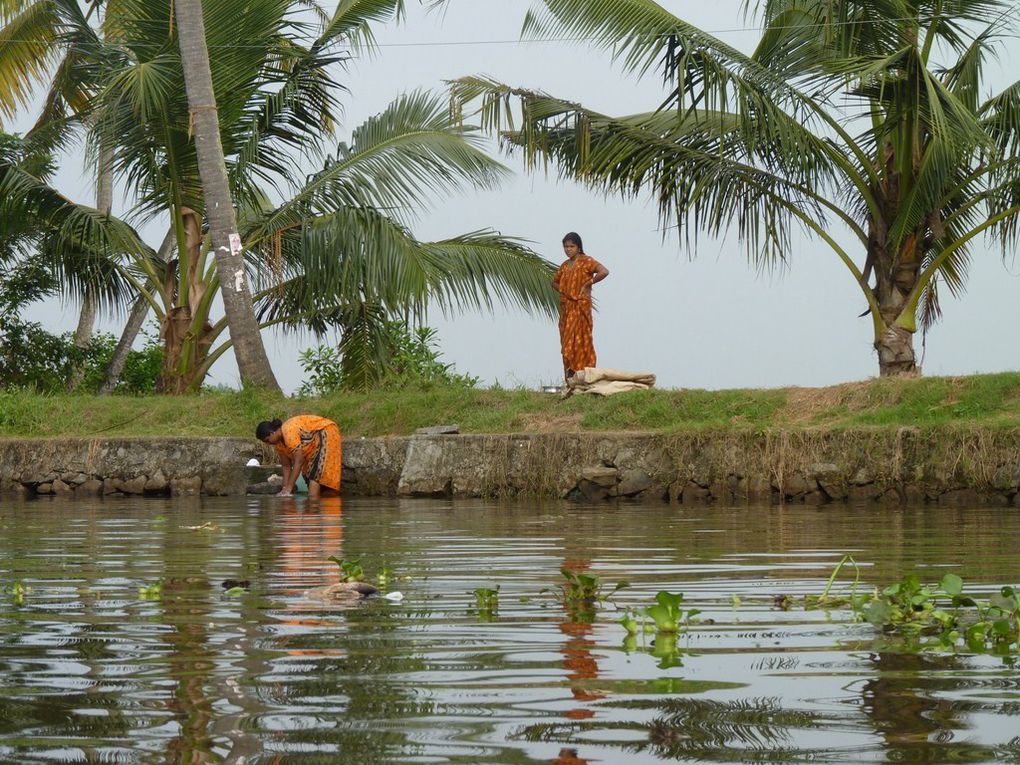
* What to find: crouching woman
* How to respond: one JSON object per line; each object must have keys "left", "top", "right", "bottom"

{"left": 256, "top": 415, "right": 342, "bottom": 498}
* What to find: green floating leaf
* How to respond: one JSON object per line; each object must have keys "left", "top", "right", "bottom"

{"left": 940, "top": 574, "right": 964, "bottom": 596}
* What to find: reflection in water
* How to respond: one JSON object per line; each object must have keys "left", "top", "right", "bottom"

{"left": 860, "top": 651, "right": 973, "bottom": 763}
{"left": 559, "top": 556, "right": 606, "bottom": 723}
{"left": 2, "top": 499, "right": 1020, "bottom": 763}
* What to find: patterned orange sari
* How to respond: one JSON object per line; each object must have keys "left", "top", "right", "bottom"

{"left": 274, "top": 414, "right": 342, "bottom": 491}
{"left": 553, "top": 254, "right": 604, "bottom": 377}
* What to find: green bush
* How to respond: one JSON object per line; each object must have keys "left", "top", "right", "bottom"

{"left": 299, "top": 321, "right": 477, "bottom": 394}
{"left": 0, "top": 318, "right": 163, "bottom": 394}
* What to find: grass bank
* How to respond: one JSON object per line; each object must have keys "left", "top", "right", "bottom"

{"left": 1, "top": 373, "right": 1019, "bottom": 439}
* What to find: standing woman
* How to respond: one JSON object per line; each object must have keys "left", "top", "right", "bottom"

{"left": 552, "top": 232, "right": 609, "bottom": 381}
{"left": 256, "top": 415, "right": 342, "bottom": 497}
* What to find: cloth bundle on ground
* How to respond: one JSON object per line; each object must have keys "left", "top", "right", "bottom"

{"left": 566, "top": 367, "right": 656, "bottom": 396}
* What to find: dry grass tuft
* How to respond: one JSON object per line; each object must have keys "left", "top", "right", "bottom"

{"left": 781, "top": 381, "right": 875, "bottom": 423}
{"left": 517, "top": 412, "right": 584, "bottom": 433}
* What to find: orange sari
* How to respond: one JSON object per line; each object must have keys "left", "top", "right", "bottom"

{"left": 275, "top": 414, "right": 342, "bottom": 491}
{"left": 553, "top": 254, "right": 604, "bottom": 377}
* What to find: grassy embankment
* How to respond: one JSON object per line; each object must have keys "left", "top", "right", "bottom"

{"left": 1, "top": 373, "right": 1019, "bottom": 439}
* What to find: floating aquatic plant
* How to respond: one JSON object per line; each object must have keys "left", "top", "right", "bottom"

{"left": 472, "top": 587, "right": 500, "bottom": 620}
{"left": 645, "top": 591, "right": 700, "bottom": 634}
{"left": 327, "top": 557, "right": 365, "bottom": 583}
{"left": 138, "top": 581, "right": 162, "bottom": 600}
{"left": 799, "top": 556, "right": 1020, "bottom": 655}
{"left": 554, "top": 568, "right": 628, "bottom": 604}
{"left": 5, "top": 580, "right": 26, "bottom": 606}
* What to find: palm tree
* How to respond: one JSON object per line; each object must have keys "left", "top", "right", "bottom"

{"left": 3, "top": 0, "right": 558, "bottom": 392}
{"left": 173, "top": 0, "right": 280, "bottom": 391}
{"left": 0, "top": 0, "right": 120, "bottom": 354}
{"left": 450, "top": 0, "right": 1020, "bottom": 376}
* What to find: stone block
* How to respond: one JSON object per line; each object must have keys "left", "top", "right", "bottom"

{"left": 52, "top": 479, "right": 73, "bottom": 496}
{"left": 818, "top": 480, "right": 848, "bottom": 501}
{"left": 144, "top": 472, "right": 168, "bottom": 493}
{"left": 201, "top": 467, "right": 247, "bottom": 496}
{"left": 848, "top": 484, "right": 879, "bottom": 501}
{"left": 778, "top": 474, "right": 814, "bottom": 497}
{"left": 681, "top": 481, "right": 711, "bottom": 504}
{"left": 991, "top": 466, "right": 1020, "bottom": 492}
{"left": 577, "top": 480, "right": 610, "bottom": 502}
{"left": 122, "top": 476, "right": 148, "bottom": 495}
{"left": 247, "top": 481, "right": 281, "bottom": 495}
{"left": 580, "top": 466, "right": 618, "bottom": 488}
{"left": 76, "top": 479, "right": 103, "bottom": 496}
{"left": 851, "top": 468, "right": 873, "bottom": 486}
{"left": 708, "top": 481, "right": 731, "bottom": 501}
{"left": 37, "top": 483, "right": 53, "bottom": 494}
{"left": 170, "top": 477, "right": 202, "bottom": 496}
{"left": 807, "top": 463, "right": 841, "bottom": 480}
{"left": 22, "top": 471, "right": 57, "bottom": 485}
{"left": 103, "top": 478, "right": 124, "bottom": 495}
{"left": 803, "top": 490, "right": 828, "bottom": 505}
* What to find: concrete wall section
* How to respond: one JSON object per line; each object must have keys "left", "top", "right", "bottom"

{"left": 2, "top": 429, "right": 1020, "bottom": 506}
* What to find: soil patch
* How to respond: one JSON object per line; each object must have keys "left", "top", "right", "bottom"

{"left": 518, "top": 412, "right": 584, "bottom": 433}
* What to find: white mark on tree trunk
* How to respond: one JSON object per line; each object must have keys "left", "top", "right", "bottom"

{"left": 234, "top": 270, "right": 244, "bottom": 292}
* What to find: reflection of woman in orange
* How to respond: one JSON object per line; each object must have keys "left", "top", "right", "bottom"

{"left": 559, "top": 557, "right": 606, "bottom": 722}
{"left": 275, "top": 496, "right": 345, "bottom": 593}
{"left": 275, "top": 496, "right": 348, "bottom": 650}
{"left": 256, "top": 415, "right": 342, "bottom": 498}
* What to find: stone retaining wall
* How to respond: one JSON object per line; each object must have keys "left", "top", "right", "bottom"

{"left": 2, "top": 429, "right": 1019, "bottom": 506}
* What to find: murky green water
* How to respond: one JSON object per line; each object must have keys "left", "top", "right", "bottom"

{"left": 1, "top": 497, "right": 1020, "bottom": 763}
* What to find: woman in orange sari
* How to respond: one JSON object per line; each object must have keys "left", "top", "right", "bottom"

{"left": 256, "top": 415, "right": 342, "bottom": 497}
{"left": 552, "top": 232, "right": 609, "bottom": 381}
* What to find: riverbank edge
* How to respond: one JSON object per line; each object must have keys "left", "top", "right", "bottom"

{"left": 1, "top": 430, "right": 1019, "bottom": 506}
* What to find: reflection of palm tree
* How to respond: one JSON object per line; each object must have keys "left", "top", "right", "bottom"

{"left": 859, "top": 651, "right": 969, "bottom": 758}
{"left": 518, "top": 696, "right": 826, "bottom": 761}
{"left": 160, "top": 525, "right": 218, "bottom": 763}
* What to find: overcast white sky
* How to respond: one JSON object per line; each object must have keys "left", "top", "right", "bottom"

{"left": 11, "top": 0, "right": 1020, "bottom": 392}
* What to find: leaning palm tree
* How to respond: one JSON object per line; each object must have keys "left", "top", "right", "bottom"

{"left": 173, "top": 0, "right": 280, "bottom": 391}
{"left": 450, "top": 0, "right": 1020, "bottom": 376}
{"left": 33, "top": 0, "right": 558, "bottom": 391}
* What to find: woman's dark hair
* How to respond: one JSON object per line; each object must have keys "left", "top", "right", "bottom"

{"left": 562, "top": 232, "right": 584, "bottom": 252}
{"left": 255, "top": 419, "right": 283, "bottom": 441}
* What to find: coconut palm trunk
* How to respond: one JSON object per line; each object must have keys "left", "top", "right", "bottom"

{"left": 72, "top": 144, "right": 113, "bottom": 351}
{"left": 173, "top": 0, "right": 279, "bottom": 392}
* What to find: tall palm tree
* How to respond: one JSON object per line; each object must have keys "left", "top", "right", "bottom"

{"left": 3, "top": 0, "right": 558, "bottom": 392}
{"left": 173, "top": 0, "right": 280, "bottom": 391}
{"left": 0, "top": 0, "right": 120, "bottom": 352}
{"left": 450, "top": 0, "right": 1020, "bottom": 376}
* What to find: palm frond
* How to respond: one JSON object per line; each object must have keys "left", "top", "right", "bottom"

{"left": 317, "top": 0, "right": 405, "bottom": 55}
{"left": 0, "top": 0, "right": 63, "bottom": 120}
{"left": 452, "top": 80, "right": 834, "bottom": 268}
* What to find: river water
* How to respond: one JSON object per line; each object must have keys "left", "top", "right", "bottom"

{"left": 1, "top": 496, "right": 1019, "bottom": 764}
